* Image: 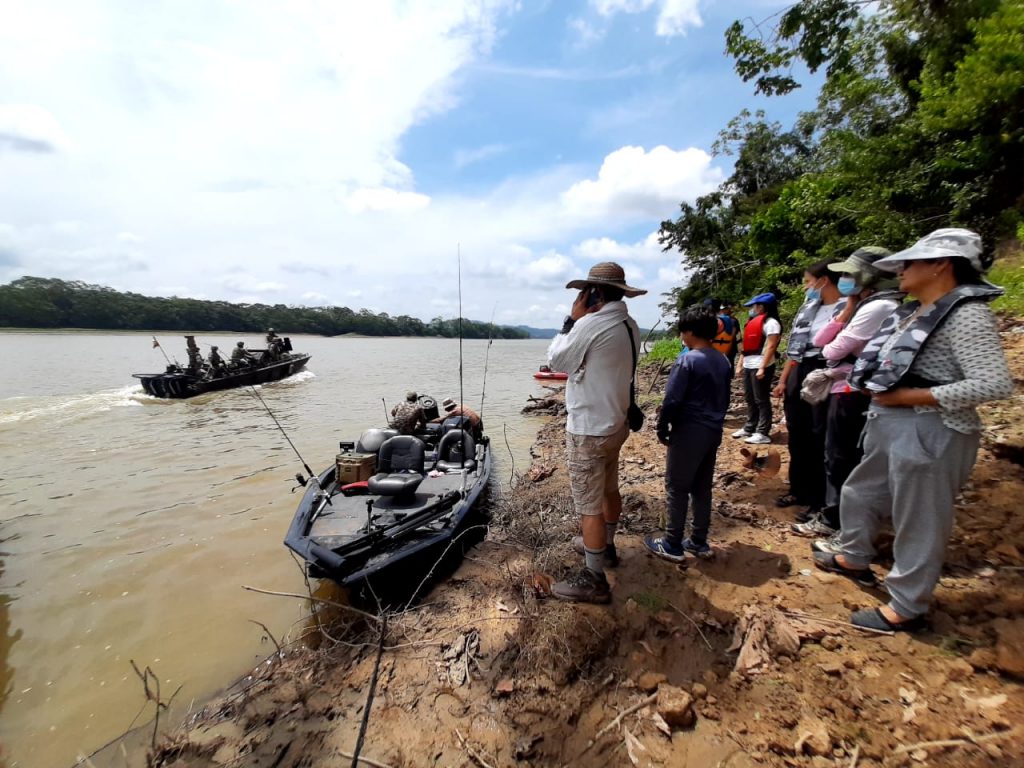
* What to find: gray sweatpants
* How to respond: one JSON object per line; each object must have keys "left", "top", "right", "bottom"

{"left": 838, "top": 407, "right": 978, "bottom": 618}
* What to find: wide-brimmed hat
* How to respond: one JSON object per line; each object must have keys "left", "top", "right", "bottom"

{"left": 874, "top": 228, "right": 985, "bottom": 273}
{"left": 565, "top": 261, "right": 647, "bottom": 297}
{"left": 829, "top": 246, "right": 892, "bottom": 275}
{"left": 442, "top": 397, "right": 457, "bottom": 411}
{"left": 743, "top": 292, "right": 777, "bottom": 307}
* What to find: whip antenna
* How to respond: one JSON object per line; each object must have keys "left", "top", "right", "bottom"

{"left": 479, "top": 304, "right": 496, "bottom": 418}
{"left": 247, "top": 385, "right": 323, "bottom": 496}
{"left": 457, "top": 245, "right": 467, "bottom": 481}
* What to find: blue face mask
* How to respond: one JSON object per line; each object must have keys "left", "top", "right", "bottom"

{"left": 805, "top": 286, "right": 821, "bottom": 301}
{"left": 837, "top": 276, "right": 859, "bottom": 296}
{"left": 747, "top": 308, "right": 757, "bottom": 318}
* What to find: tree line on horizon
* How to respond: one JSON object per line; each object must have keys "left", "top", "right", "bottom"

{"left": 0, "top": 276, "right": 530, "bottom": 339}
{"left": 660, "top": 0, "right": 1023, "bottom": 315}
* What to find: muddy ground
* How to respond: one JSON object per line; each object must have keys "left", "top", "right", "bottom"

{"left": 147, "top": 328, "right": 1024, "bottom": 768}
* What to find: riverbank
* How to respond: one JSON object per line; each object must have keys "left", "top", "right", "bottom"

{"left": 146, "top": 330, "right": 1024, "bottom": 768}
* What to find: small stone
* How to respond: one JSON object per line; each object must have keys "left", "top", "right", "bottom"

{"left": 702, "top": 670, "right": 719, "bottom": 685}
{"left": 821, "top": 635, "right": 841, "bottom": 652}
{"left": 637, "top": 671, "right": 668, "bottom": 693}
{"left": 794, "top": 714, "right": 831, "bottom": 756}
{"left": 968, "top": 647, "right": 997, "bottom": 671}
{"left": 946, "top": 657, "right": 975, "bottom": 681}
{"left": 706, "top": 694, "right": 717, "bottom": 705}
{"left": 656, "top": 685, "right": 696, "bottom": 729}
{"left": 993, "top": 618, "right": 1024, "bottom": 678}
{"left": 690, "top": 682, "right": 708, "bottom": 699}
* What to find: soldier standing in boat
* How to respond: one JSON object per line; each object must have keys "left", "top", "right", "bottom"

{"left": 208, "top": 345, "right": 225, "bottom": 375}
{"left": 185, "top": 335, "right": 204, "bottom": 375}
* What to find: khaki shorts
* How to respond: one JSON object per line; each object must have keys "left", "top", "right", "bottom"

{"left": 566, "top": 423, "right": 629, "bottom": 517}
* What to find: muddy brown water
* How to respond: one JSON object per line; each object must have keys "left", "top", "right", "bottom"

{"left": 0, "top": 331, "right": 552, "bottom": 767}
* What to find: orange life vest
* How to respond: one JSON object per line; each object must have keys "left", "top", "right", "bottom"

{"left": 711, "top": 316, "right": 737, "bottom": 355}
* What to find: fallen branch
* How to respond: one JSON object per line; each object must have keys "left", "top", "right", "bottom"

{"left": 248, "top": 619, "right": 283, "bottom": 657}
{"left": 668, "top": 601, "right": 714, "bottom": 651}
{"left": 242, "top": 584, "right": 383, "bottom": 624}
{"left": 581, "top": 693, "right": 659, "bottom": 755}
{"left": 783, "top": 610, "right": 894, "bottom": 637}
{"left": 456, "top": 728, "right": 496, "bottom": 768}
{"left": 891, "top": 728, "right": 1017, "bottom": 758}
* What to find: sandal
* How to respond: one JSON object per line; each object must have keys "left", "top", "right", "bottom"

{"left": 775, "top": 493, "right": 800, "bottom": 508}
{"left": 850, "top": 607, "right": 926, "bottom": 633}
{"left": 812, "top": 551, "right": 878, "bottom": 587}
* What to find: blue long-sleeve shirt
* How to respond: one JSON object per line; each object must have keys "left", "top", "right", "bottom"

{"left": 657, "top": 347, "right": 732, "bottom": 433}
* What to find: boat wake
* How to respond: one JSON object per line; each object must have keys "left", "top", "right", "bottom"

{"left": 0, "top": 385, "right": 144, "bottom": 425}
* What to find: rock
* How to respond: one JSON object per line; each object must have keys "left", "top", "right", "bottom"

{"left": 794, "top": 714, "right": 831, "bottom": 756}
{"left": 691, "top": 682, "right": 708, "bottom": 699}
{"left": 946, "top": 657, "right": 975, "bottom": 682}
{"left": 637, "top": 671, "right": 668, "bottom": 693}
{"left": 968, "top": 647, "right": 997, "bottom": 671}
{"left": 656, "top": 685, "right": 696, "bottom": 729}
{"left": 820, "top": 635, "right": 841, "bottom": 652}
{"left": 993, "top": 618, "right": 1024, "bottom": 678}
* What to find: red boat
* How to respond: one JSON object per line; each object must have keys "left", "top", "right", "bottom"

{"left": 533, "top": 366, "right": 568, "bottom": 381}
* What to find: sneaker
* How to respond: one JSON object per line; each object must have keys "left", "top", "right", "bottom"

{"left": 550, "top": 568, "right": 611, "bottom": 604}
{"left": 811, "top": 530, "right": 844, "bottom": 555}
{"left": 794, "top": 506, "right": 820, "bottom": 524}
{"left": 643, "top": 535, "right": 687, "bottom": 564}
{"left": 791, "top": 513, "right": 838, "bottom": 538}
{"left": 571, "top": 536, "right": 619, "bottom": 568}
{"left": 731, "top": 428, "right": 753, "bottom": 439}
{"left": 743, "top": 433, "right": 771, "bottom": 445}
{"left": 681, "top": 537, "right": 714, "bottom": 559}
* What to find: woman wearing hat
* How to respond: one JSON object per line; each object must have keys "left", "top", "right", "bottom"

{"left": 813, "top": 229, "right": 1013, "bottom": 632}
{"left": 791, "top": 247, "right": 904, "bottom": 538}
{"left": 732, "top": 292, "right": 782, "bottom": 445}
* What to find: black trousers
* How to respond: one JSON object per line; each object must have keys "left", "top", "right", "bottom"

{"left": 742, "top": 365, "right": 774, "bottom": 435}
{"left": 783, "top": 357, "right": 829, "bottom": 508}
{"left": 822, "top": 390, "right": 870, "bottom": 528}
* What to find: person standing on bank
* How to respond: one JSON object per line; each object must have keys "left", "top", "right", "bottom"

{"left": 791, "top": 247, "right": 903, "bottom": 538}
{"left": 812, "top": 229, "right": 1013, "bottom": 632}
{"left": 731, "top": 293, "right": 782, "bottom": 445}
{"left": 547, "top": 262, "right": 645, "bottom": 604}
{"left": 772, "top": 262, "right": 843, "bottom": 521}
{"left": 645, "top": 305, "right": 732, "bottom": 562}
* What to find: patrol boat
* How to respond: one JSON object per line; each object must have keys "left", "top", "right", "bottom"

{"left": 133, "top": 336, "right": 310, "bottom": 398}
{"left": 284, "top": 397, "right": 491, "bottom": 596}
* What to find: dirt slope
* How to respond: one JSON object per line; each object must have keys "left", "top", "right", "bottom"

{"left": 150, "top": 329, "right": 1024, "bottom": 768}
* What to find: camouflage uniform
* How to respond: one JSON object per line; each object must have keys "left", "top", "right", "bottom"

{"left": 390, "top": 401, "right": 426, "bottom": 435}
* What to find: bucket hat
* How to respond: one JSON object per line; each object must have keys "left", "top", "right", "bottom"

{"left": 442, "top": 397, "right": 457, "bottom": 411}
{"left": 873, "top": 228, "right": 986, "bottom": 273}
{"left": 565, "top": 261, "right": 647, "bottom": 297}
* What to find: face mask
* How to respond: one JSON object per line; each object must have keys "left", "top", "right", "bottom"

{"left": 837, "top": 277, "right": 859, "bottom": 296}
{"left": 805, "top": 286, "right": 821, "bottom": 301}
{"left": 747, "top": 308, "right": 757, "bottom": 318}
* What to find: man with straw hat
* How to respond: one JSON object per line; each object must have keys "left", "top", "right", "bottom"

{"left": 547, "top": 262, "right": 646, "bottom": 603}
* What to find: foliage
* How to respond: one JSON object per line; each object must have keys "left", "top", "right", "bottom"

{"left": 643, "top": 337, "right": 683, "bottom": 364}
{"left": 0, "top": 276, "right": 529, "bottom": 339}
{"left": 988, "top": 246, "right": 1024, "bottom": 317}
{"left": 660, "top": 0, "right": 1023, "bottom": 317}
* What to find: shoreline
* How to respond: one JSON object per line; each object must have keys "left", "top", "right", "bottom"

{"left": 139, "top": 344, "right": 1024, "bottom": 768}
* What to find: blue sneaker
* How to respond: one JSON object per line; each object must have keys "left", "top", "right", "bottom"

{"left": 681, "top": 538, "right": 714, "bottom": 559}
{"left": 643, "top": 536, "right": 686, "bottom": 564}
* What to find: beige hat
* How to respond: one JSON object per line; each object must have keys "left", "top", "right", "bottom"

{"left": 442, "top": 397, "right": 457, "bottom": 411}
{"left": 565, "top": 261, "right": 647, "bottom": 297}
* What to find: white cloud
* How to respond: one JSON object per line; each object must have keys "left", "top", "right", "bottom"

{"left": 453, "top": 143, "right": 510, "bottom": 169}
{"left": 301, "top": 291, "right": 329, "bottom": 305}
{"left": 0, "top": 104, "right": 70, "bottom": 152}
{"left": 567, "top": 16, "right": 606, "bottom": 48}
{"left": 342, "top": 187, "right": 431, "bottom": 213}
{"left": 562, "top": 145, "right": 722, "bottom": 219}
{"left": 590, "top": 0, "right": 702, "bottom": 37}
{"left": 117, "top": 231, "right": 144, "bottom": 243}
{"left": 573, "top": 231, "right": 664, "bottom": 263}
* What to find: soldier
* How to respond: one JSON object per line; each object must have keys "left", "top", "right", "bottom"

{"left": 265, "top": 328, "right": 282, "bottom": 360}
{"left": 208, "top": 345, "right": 225, "bottom": 375}
{"left": 389, "top": 391, "right": 427, "bottom": 435}
{"left": 185, "top": 335, "right": 204, "bottom": 375}
{"left": 231, "top": 341, "right": 253, "bottom": 366}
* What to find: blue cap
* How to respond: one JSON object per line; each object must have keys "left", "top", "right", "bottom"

{"left": 743, "top": 292, "right": 776, "bottom": 307}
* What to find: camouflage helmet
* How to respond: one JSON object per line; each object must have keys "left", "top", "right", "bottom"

{"left": 237, "top": 341, "right": 244, "bottom": 347}
{"left": 211, "top": 345, "right": 218, "bottom": 351}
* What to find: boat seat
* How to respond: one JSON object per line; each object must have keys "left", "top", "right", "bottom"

{"left": 435, "top": 429, "right": 476, "bottom": 472}
{"left": 357, "top": 428, "right": 399, "bottom": 455}
{"left": 368, "top": 436, "right": 425, "bottom": 501}
{"left": 441, "top": 415, "right": 471, "bottom": 434}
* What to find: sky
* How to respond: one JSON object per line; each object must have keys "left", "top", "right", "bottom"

{"left": 0, "top": 0, "right": 817, "bottom": 330}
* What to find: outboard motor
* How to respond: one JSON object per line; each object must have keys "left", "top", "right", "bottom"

{"left": 283, "top": 337, "right": 293, "bottom": 352}
{"left": 418, "top": 395, "right": 439, "bottom": 422}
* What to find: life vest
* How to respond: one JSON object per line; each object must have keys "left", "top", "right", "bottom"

{"left": 742, "top": 314, "right": 767, "bottom": 355}
{"left": 711, "top": 315, "right": 737, "bottom": 355}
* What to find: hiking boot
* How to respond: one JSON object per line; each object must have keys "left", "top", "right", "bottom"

{"left": 731, "top": 428, "right": 753, "bottom": 439}
{"left": 643, "top": 535, "right": 687, "bottom": 564}
{"left": 571, "top": 536, "right": 619, "bottom": 568}
{"left": 743, "top": 432, "right": 771, "bottom": 445}
{"left": 550, "top": 568, "right": 612, "bottom": 604}
{"left": 811, "top": 530, "right": 844, "bottom": 555}
{"left": 791, "top": 513, "right": 838, "bottom": 538}
{"left": 682, "top": 537, "right": 714, "bottom": 559}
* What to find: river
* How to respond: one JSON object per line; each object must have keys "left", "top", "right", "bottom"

{"left": 0, "top": 331, "right": 554, "bottom": 767}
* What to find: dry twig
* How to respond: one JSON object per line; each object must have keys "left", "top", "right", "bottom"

{"left": 668, "top": 601, "right": 714, "bottom": 650}
{"left": 891, "top": 728, "right": 1017, "bottom": 758}
{"left": 581, "top": 693, "right": 659, "bottom": 755}
{"left": 456, "top": 728, "right": 496, "bottom": 768}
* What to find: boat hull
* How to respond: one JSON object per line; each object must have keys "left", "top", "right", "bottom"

{"left": 133, "top": 354, "right": 311, "bottom": 398}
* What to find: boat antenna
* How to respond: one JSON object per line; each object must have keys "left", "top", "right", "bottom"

{"left": 457, "top": 244, "right": 467, "bottom": 480}
{"left": 151, "top": 335, "right": 172, "bottom": 366}
{"left": 247, "top": 385, "right": 324, "bottom": 497}
{"left": 479, "top": 303, "right": 496, "bottom": 418}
